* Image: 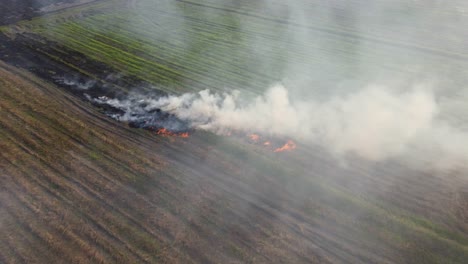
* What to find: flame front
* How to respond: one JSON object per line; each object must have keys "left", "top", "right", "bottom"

{"left": 274, "top": 140, "right": 297, "bottom": 152}
{"left": 246, "top": 133, "right": 296, "bottom": 153}
{"left": 156, "top": 128, "right": 190, "bottom": 138}
{"left": 156, "top": 128, "right": 171, "bottom": 135}
{"left": 249, "top": 134, "right": 260, "bottom": 141}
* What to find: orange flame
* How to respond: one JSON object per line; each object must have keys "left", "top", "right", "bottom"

{"left": 179, "top": 132, "right": 189, "bottom": 138}
{"left": 249, "top": 133, "right": 260, "bottom": 141}
{"left": 156, "top": 128, "right": 173, "bottom": 136}
{"left": 156, "top": 128, "right": 190, "bottom": 138}
{"left": 263, "top": 141, "right": 271, "bottom": 146}
{"left": 274, "top": 140, "right": 297, "bottom": 152}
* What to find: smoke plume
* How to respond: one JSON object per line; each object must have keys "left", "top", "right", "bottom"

{"left": 91, "top": 0, "right": 468, "bottom": 171}
{"left": 96, "top": 83, "right": 468, "bottom": 170}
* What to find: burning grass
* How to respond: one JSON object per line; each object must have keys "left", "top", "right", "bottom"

{"left": 274, "top": 140, "right": 297, "bottom": 153}
{"left": 248, "top": 135, "right": 297, "bottom": 153}
{"left": 155, "top": 128, "right": 190, "bottom": 138}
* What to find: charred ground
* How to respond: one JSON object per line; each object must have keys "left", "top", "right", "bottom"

{"left": 0, "top": 31, "right": 188, "bottom": 133}
{"left": 0, "top": 0, "right": 98, "bottom": 25}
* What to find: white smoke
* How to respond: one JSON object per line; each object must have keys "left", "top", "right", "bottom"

{"left": 54, "top": 75, "right": 96, "bottom": 90}
{"left": 123, "top": 83, "right": 466, "bottom": 170}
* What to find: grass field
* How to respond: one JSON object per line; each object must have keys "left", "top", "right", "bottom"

{"left": 1, "top": 0, "right": 468, "bottom": 263}
{"left": 6, "top": 0, "right": 467, "bottom": 94}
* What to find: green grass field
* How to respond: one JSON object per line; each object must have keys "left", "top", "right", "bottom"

{"left": 8, "top": 0, "right": 466, "bottom": 95}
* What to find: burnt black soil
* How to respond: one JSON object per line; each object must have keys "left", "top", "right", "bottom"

{"left": 0, "top": 32, "right": 178, "bottom": 130}
{"left": 0, "top": 0, "right": 77, "bottom": 25}
{"left": 0, "top": 33, "right": 150, "bottom": 96}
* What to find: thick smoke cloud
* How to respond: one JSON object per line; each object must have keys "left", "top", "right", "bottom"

{"left": 97, "top": 83, "right": 468, "bottom": 170}
{"left": 94, "top": 0, "right": 468, "bottom": 171}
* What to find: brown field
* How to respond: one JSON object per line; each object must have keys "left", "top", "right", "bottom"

{"left": 1, "top": 60, "right": 467, "bottom": 263}
{"left": 0, "top": 61, "right": 334, "bottom": 263}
